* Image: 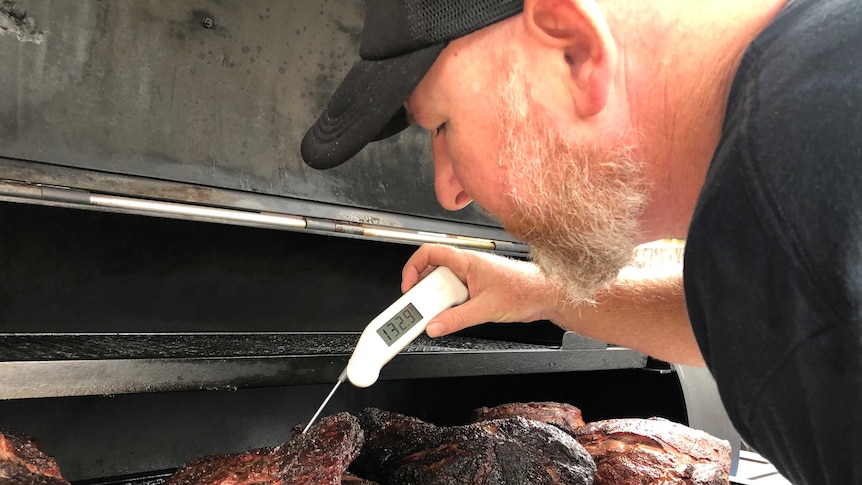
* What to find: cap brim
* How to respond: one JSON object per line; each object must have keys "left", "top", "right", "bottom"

{"left": 301, "top": 43, "right": 446, "bottom": 170}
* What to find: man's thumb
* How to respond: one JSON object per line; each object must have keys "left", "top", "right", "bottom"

{"left": 425, "top": 302, "right": 480, "bottom": 337}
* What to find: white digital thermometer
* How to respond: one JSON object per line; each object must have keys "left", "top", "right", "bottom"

{"left": 346, "top": 265, "right": 469, "bottom": 388}
{"left": 302, "top": 266, "right": 468, "bottom": 433}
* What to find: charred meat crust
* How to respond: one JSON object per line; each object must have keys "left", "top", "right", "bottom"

{"left": 350, "top": 408, "right": 442, "bottom": 481}
{"left": 471, "top": 402, "right": 586, "bottom": 436}
{"left": 573, "top": 418, "right": 731, "bottom": 485}
{"left": 353, "top": 408, "right": 596, "bottom": 485}
{"left": 166, "top": 412, "right": 363, "bottom": 485}
{"left": 0, "top": 430, "right": 70, "bottom": 485}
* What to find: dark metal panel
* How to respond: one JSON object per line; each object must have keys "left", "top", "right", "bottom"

{"left": 0, "top": 201, "right": 419, "bottom": 333}
{"left": 0, "top": 0, "right": 498, "bottom": 225}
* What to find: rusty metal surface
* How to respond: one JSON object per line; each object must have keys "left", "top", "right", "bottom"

{"left": 0, "top": 0, "right": 498, "bottom": 225}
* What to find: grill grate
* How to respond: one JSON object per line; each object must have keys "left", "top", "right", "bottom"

{"left": 0, "top": 333, "right": 646, "bottom": 399}
{"left": 0, "top": 333, "right": 551, "bottom": 361}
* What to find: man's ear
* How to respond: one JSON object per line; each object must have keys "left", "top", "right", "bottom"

{"left": 522, "top": 0, "right": 617, "bottom": 118}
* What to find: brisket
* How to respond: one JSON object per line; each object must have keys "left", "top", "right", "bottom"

{"left": 165, "top": 412, "right": 363, "bottom": 485}
{"left": 472, "top": 402, "right": 586, "bottom": 435}
{"left": 572, "top": 417, "right": 731, "bottom": 485}
{"left": 352, "top": 408, "right": 596, "bottom": 485}
{"left": 349, "top": 408, "right": 443, "bottom": 481}
{"left": 0, "top": 404, "right": 730, "bottom": 485}
{"left": 0, "top": 430, "right": 70, "bottom": 485}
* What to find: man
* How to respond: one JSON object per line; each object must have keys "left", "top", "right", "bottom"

{"left": 302, "top": 1, "right": 861, "bottom": 483}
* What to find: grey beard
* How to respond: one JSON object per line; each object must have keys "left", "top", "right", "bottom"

{"left": 494, "top": 60, "right": 647, "bottom": 304}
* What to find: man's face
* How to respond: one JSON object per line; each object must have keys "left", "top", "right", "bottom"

{"left": 407, "top": 31, "right": 646, "bottom": 301}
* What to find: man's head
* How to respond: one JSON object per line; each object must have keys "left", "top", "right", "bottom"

{"left": 303, "top": 0, "right": 647, "bottom": 300}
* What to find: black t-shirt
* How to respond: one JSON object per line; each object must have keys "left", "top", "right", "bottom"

{"left": 684, "top": 0, "right": 862, "bottom": 483}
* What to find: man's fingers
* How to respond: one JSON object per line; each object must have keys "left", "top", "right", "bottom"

{"left": 402, "top": 244, "right": 470, "bottom": 293}
{"left": 401, "top": 245, "right": 545, "bottom": 337}
{"left": 401, "top": 245, "right": 433, "bottom": 292}
{"left": 401, "top": 256, "right": 425, "bottom": 293}
{"left": 425, "top": 299, "right": 484, "bottom": 337}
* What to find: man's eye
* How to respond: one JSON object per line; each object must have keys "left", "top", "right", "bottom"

{"left": 435, "top": 122, "right": 447, "bottom": 136}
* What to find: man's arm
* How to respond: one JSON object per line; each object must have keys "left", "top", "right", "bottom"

{"left": 402, "top": 244, "right": 705, "bottom": 366}
{"left": 549, "top": 270, "right": 704, "bottom": 366}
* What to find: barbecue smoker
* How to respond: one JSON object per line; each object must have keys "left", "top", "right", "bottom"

{"left": 0, "top": 1, "right": 741, "bottom": 483}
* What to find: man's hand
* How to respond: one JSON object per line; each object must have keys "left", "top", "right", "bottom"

{"left": 402, "top": 243, "right": 705, "bottom": 366}
{"left": 401, "top": 244, "right": 561, "bottom": 337}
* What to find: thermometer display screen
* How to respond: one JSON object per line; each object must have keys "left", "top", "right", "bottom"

{"left": 376, "top": 303, "right": 424, "bottom": 346}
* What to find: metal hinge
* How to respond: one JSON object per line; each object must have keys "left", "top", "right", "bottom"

{"left": 0, "top": 179, "right": 528, "bottom": 253}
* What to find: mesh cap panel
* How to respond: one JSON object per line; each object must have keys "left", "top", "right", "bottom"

{"left": 408, "top": 0, "right": 523, "bottom": 45}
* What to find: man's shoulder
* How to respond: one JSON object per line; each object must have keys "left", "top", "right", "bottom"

{"left": 682, "top": 5, "right": 862, "bottom": 479}
{"left": 714, "top": 2, "right": 859, "bottom": 224}
{"left": 735, "top": 0, "right": 862, "bottom": 216}
{"left": 689, "top": 0, "right": 862, "bottom": 321}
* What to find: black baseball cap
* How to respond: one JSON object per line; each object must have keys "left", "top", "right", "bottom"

{"left": 301, "top": 0, "right": 524, "bottom": 169}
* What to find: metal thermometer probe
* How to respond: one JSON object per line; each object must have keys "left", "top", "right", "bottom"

{"left": 302, "top": 266, "right": 469, "bottom": 433}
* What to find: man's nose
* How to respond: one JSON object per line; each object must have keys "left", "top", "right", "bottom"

{"left": 432, "top": 138, "right": 473, "bottom": 211}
